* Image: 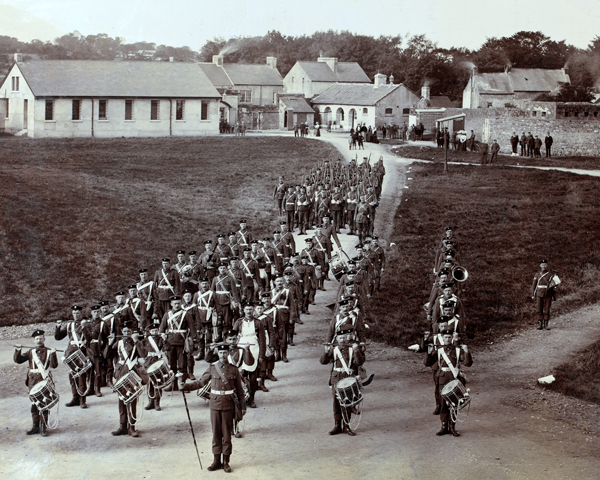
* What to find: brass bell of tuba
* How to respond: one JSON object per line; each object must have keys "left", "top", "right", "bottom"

{"left": 452, "top": 266, "right": 468, "bottom": 283}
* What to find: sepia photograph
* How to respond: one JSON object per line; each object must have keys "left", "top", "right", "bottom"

{"left": 1, "top": 1, "right": 599, "bottom": 478}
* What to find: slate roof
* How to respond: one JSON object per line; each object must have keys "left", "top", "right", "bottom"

{"left": 474, "top": 68, "right": 570, "bottom": 94}
{"left": 312, "top": 83, "right": 404, "bottom": 106}
{"left": 221, "top": 64, "right": 283, "bottom": 86}
{"left": 16, "top": 60, "right": 221, "bottom": 98}
{"left": 280, "top": 96, "right": 315, "bottom": 113}
{"left": 429, "top": 96, "right": 455, "bottom": 108}
{"left": 296, "top": 61, "right": 370, "bottom": 83}
{"left": 198, "top": 63, "right": 233, "bottom": 87}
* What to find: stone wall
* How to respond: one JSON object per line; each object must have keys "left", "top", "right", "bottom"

{"left": 238, "top": 104, "right": 279, "bottom": 130}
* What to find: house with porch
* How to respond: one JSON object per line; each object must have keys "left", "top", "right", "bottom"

{"left": 311, "top": 74, "right": 419, "bottom": 130}
{"left": 0, "top": 60, "right": 221, "bottom": 138}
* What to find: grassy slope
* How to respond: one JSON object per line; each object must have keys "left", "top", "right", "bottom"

{"left": 370, "top": 162, "right": 600, "bottom": 346}
{"left": 393, "top": 145, "right": 600, "bottom": 170}
{"left": 0, "top": 136, "right": 340, "bottom": 325}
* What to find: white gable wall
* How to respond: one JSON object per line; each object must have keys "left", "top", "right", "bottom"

{"left": 0, "top": 63, "right": 35, "bottom": 133}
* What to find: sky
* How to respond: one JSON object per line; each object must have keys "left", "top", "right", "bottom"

{"left": 1, "top": 0, "right": 599, "bottom": 51}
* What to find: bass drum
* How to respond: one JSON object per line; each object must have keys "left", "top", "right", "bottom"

{"left": 330, "top": 254, "right": 346, "bottom": 281}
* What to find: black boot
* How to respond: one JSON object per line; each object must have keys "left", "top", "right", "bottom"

{"left": 343, "top": 424, "right": 356, "bottom": 436}
{"left": 267, "top": 370, "right": 278, "bottom": 381}
{"left": 329, "top": 419, "right": 343, "bottom": 435}
{"left": 544, "top": 320, "right": 551, "bottom": 330}
{"left": 433, "top": 403, "right": 441, "bottom": 415}
{"left": 40, "top": 420, "right": 48, "bottom": 437}
{"left": 222, "top": 454, "right": 232, "bottom": 473}
{"left": 449, "top": 421, "right": 460, "bottom": 437}
{"left": 80, "top": 396, "right": 88, "bottom": 409}
{"left": 128, "top": 425, "right": 139, "bottom": 437}
{"left": 436, "top": 422, "right": 449, "bottom": 436}
{"left": 95, "top": 376, "right": 103, "bottom": 397}
{"left": 281, "top": 349, "right": 289, "bottom": 363}
{"left": 154, "top": 395, "right": 162, "bottom": 412}
{"left": 26, "top": 419, "right": 40, "bottom": 435}
{"left": 144, "top": 398, "right": 155, "bottom": 410}
{"left": 65, "top": 396, "right": 80, "bottom": 407}
{"left": 258, "top": 378, "right": 269, "bottom": 392}
{"left": 112, "top": 423, "right": 128, "bottom": 436}
{"left": 207, "top": 454, "right": 222, "bottom": 471}
{"left": 288, "top": 334, "right": 295, "bottom": 346}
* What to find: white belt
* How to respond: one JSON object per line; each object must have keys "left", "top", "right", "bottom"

{"left": 211, "top": 389, "right": 234, "bottom": 395}
{"left": 70, "top": 341, "right": 85, "bottom": 346}
{"left": 148, "top": 352, "right": 161, "bottom": 357}
{"left": 277, "top": 254, "right": 283, "bottom": 257}
{"left": 29, "top": 369, "right": 43, "bottom": 373}
{"left": 198, "top": 307, "right": 210, "bottom": 310}
{"left": 169, "top": 330, "right": 187, "bottom": 333}
{"left": 91, "top": 339, "right": 99, "bottom": 343}
{"left": 275, "top": 305, "right": 288, "bottom": 309}
{"left": 441, "top": 367, "right": 453, "bottom": 372}
{"left": 333, "top": 367, "right": 350, "bottom": 372}
{"left": 158, "top": 286, "right": 172, "bottom": 289}
{"left": 537, "top": 285, "right": 547, "bottom": 289}
{"left": 216, "top": 291, "right": 231, "bottom": 294}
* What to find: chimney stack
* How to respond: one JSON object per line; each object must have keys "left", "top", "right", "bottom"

{"left": 14, "top": 53, "right": 23, "bottom": 63}
{"left": 213, "top": 55, "right": 224, "bottom": 67}
{"left": 317, "top": 56, "right": 338, "bottom": 73}
{"left": 389, "top": 74, "right": 395, "bottom": 85}
{"left": 421, "top": 86, "right": 430, "bottom": 100}
{"left": 266, "top": 56, "right": 277, "bottom": 69}
{"left": 374, "top": 73, "right": 387, "bottom": 88}
{"left": 504, "top": 64, "right": 512, "bottom": 74}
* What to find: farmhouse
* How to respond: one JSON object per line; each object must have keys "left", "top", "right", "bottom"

{"left": 463, "top": 67, "right": 571, "bottom": 108}
{"left": 198, "top": 56, "right": 283, "bottom": 129}
{"left": 0, "top": 60, "right": 222, "bottom": 138}
{"left": 311, "top": 74, "right": 419, "bottom": 130}
{"left": 283, "top": 57, "right": 371, "bottom": 99}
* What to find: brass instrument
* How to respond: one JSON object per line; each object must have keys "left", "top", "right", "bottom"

{"left": 452, "top": 266, "right": 469, "bottom": 283}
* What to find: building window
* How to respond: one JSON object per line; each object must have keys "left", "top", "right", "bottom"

{"left": 239, "top": 90, "right": 252, "bottom": 103}
{"left": 151, "top": 100, "right": 160, "bottom": 120}
{"left": 99, "top": 100, "right": 108, "bottom": 120}
{"left": 125, "top": 100, "right": 134, "bottom": 120}
{"left": 385, "top": 108, "right": 393, "bottom": 115}
{"left": 574, "top": 111, "right": 579, "bottom": 117}
{"left": 72, "top": 100, "right": 81, "bottom": 120}
{"left": 11, "top": 76, "right": 19, "bottom": 91}
{"left": 362, "top": 108, "right": 368, "bottom": 115}
{"left": 542, "top": 111, "right": 546, "bottom": 117}
{"left": 594, "top": 112, "right": 598, "bottom": 117}
{"left": 45, "top": 100, "right": 54, "bottom": 121}
{"left": 532, "top": 111, "right": 537, "bottom": 117}
{"left": 487, "top": 102, "right": 493, "bottom": 108}
{"left": 273, "top": 92, "right": 278, "bottom": 104}
{"left": 564, "top": 111, "right": 569, "bottom": 117}
{"left": 403, "top": 108, "right": 410, "bottom": 115}
{"left": 176, "top": 100, "right": 185, "bottom": 120}
{"left": 201, "top": 101, "right": 209, "bottom": 120}
{"left": 584, "top": 111, "right": 589, "bottom": 117}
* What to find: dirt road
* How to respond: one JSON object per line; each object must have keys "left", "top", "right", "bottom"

{"left": 1, "top": 133, "right": 599, "bottom": 480}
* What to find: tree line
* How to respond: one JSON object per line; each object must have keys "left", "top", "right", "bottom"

{"left": 2, "top": 30, "right": 600, "bottom": 102}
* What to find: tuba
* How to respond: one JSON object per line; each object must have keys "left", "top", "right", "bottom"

{"left": 452, "top": 266, "right": 469, "bottom": 283}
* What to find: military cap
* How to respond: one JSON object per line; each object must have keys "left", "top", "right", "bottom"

{"left": 316, "top": 224, "right": 323, "bottom": 228}
{"left": 540, "top": 259, "right": 548, "bottom": 264}
{"left": 91, "top": 305, "right": 101, "bottom": 311}
{"left": 445, "top": 227, "right": 452, "bottom": 231}
{"left": 438, "top": 268, "right": 451, "bottom": 276}
{"left": 162, "top": 258, "right": 171, "bottom": 262}
{"left": 115, "top": 291, "right": 125, "bottom": 296}
{"left": 283, "top": 270, "right": 293, "bottom": 275}
{"left": 176, "top": 250, "right": 185, "bottom": 255}
{"left": 441, "top": 283, "right": 453, "bottom": 289}
{"left": 100, "top": 300, "right": 110, "bottom": 306}
{"left": 345, "top": 281, "right": 354, "bottom": 286}
{"left": 200, "top": 277, "right": 210, "bottom": 282}
{"left": 243, "top": 247, "right": 252, "bottom": 252}
{"left": 121, "top": 320, "right": 134, "bottom": 329}
{"left": 347, "top": 270, "right": 357, "bottom": 275}
{"left": 263, "top": 237, "right": 270, "bottom": 241}
{"left": 189, "top": 251, "right": 197, "bottom": 255}
{"left": 291, "top": 253, "right": 299, "bottom": 257}
{"left": 229, "top": 232, "right": 237, "bottom": 237}
{"left": 243, "top": 301, "right": 256, "bottom": 308}
{"left": 31, "top": 329, "right": 45, "bottom": 337}
{"left": 338, "top": 299, "right": 350, "bottom": 306}
{"left": 127, "top": 284, "right": 137, "bottom": 290}
{"left": 204, "top": 240, "right": 213, "bottom": 244}
{"left": 182, "top": 289, "right": 193, "bottom": 295}
{"left": 224, "top": 330, "right": 238, "bottom": 338}
{"left": 279, "top": 221, "right": 287, "bottom": 225}
{"left": 240, "top": 219, "right": 247, "bottom": 223}
{"left": 322, "top": 212, "right": 330, "bottom": 218}
{"left": 441, "top": 329, "right": 453, "bottom": 335}
{"left": 139, "top": 268, "right": 148, "bottom": 273}
{"left": 337, "top": 323, "right": 356, "bottom": 334}
{"left": 305, "top": 237, "right": 313, "bottom": 242}
{"left": 445, "top": 250, "right": 456, "bottom": 257}
{"left": 150, "top": 319, "right": 160, "bottom": 327}
{"left": 301, "top": 254, "right": 308, "bottom": 259}
{"left": 216, "top": 343, "right": 230, "bottom": 351}
{"left": 251, "top": 240, "right": 258, "bottom": 244}
{"left": 260, "top": 292, "right": 271, "bottom": 298}
{"left": 217, "top": 234, "right": 225, "bottom": 238}
{"left": 169, "top": 295, "right": 181, "bottom": 301}
{"left": 230, "top": 256, "right": 239, "bottom": 261}
{"left": 442, "top": 300, "right": 455, "bottom": 308}
{"left": 372, "top": 236, "right": 379, "bottom": 240}
{"left": 363, "top": 239, "right": 372, "bottom": 244}
{"left": 438, "top": 315, "right": 450, "bottom": 323}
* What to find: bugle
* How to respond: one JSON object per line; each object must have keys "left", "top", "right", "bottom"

{"left": 452, "top": 266, "right": 469, "bottom": 283}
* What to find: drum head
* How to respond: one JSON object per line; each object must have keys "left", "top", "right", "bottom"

{"left": 336, "top": 377, "right": 356, "bottom": 389}
{"left": 441, "top": 379, "right": 460, "bottom": 396}
{"left": 29, "top": 380, "right": 48, "bottom": 395}
{"left": 147, "top": 360, "right": 164, "bottom": 374}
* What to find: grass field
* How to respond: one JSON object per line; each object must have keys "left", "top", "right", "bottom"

{"left": 0, "top": 136, "right": 339, "bottom": 325}
{"left": 370, "top": 162, "right": 600, "bottom": 347}
{"left": 393, "top": 145, "right": 600, "bottom": 170}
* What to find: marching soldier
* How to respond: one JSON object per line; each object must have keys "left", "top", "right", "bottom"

{"left": 137, "top": 269, "right": 155, "bottom": 331}
{"left": 126, "top": 284, "right": 143, "bottom": 331}
{"left": 279, "top": 221, "right": 296, "bottom": 260}
{"left": 193, "top": 277, "right": 217, "bottom": 359}
{"left": 239, "top": 247, "right": 261, "bottom": 303}
{"left": 368, "top": 237, "right": 385, "bottom": 293}
{"left": 272, "top": 231, "right": 286, "bottom": 275}
{"left": 326, "top": 298, "right": 366, "bottom": 344}
{"left": 296, "top": 185, "right": 310, "bottom": 235}
{"left": 153, "top": 258, "right": 180, "bottom": 319}
{"left": 330, "top": 185, "right": 344, "bottom": 233}
{"left": 199, "top": 241, "right": 217, "bottom": 286}
{"left": 171, "top": 250, "right": 187, "bottom": 277}
{"left": 212, "top": 263, "right": 240, "bottom": 338}
{"left": 180, "top": 251, "right": 201, "bottom": 295}
{"left": 55, "top": 305, "right": 89, "bottom": 409}
{"left": 273, "top": 175, "right": 287, "bottom": 215}
{"left": 236, "top": 219, "right": 253, "bottom": 249}
{"left": 214, "top": 235, "right": 233, "bottom": 260}
{"left": 83, "top": 305, "right": 104, "bottom": 397}
{"left": 181, "top": 290, "right": 199, "bottom": 380}
{"left": 271, "top": 275, "right": 297, "bottom": 362}
{"left": 430, "top": 284, "right": 466, "bottom": 324}
{"left": 259, "top": 292, "right": 280, "bottom": 381}
{"left": 355, "top": 194, "right": 371, "bottom": 244}
{"left": 14, "top": 329, "right": 58, "bottom": 436}
{"left": 345, "top": 184, "right": 358, "bottom": 235}
{"left": 100, "top": 291, "right": 130, "bottom": 389}
{"left": 531, "top": 259, "right": 560, "bottom": 330}
{"left": 228, "top": 232, "right": 241, "bottom": 259}
{"left": 313, "top": 225, "right": 333, "bottom": 287}
{"left": 143, "top": 319, "right": 167, "bottom": 411}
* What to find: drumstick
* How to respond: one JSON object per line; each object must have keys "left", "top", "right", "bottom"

{"left": 14, "top": 345, "right": 64, "bottom": 352}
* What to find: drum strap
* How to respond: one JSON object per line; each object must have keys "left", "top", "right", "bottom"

{"left": 241, "top": 259, "right": 254, "bottom": 278}
{"left": 119, "top": 340, "right": 137, "bottom": 370}
{"left": 216, "top": 277, "right": 232, "bottom": 296}
{"left": 198, "top": 290, "right": 213, "bottom": 309}
{"left": 238, "top": 230, "right": 248, "bottom": 246}
{"left": 333, "top": 346, "right": 352, "bottom": 375}
{"left": 160, "top": 270, "right": 175, "bottom": 293}
{"left": 168, "top": 310, "right": 185, "bottom": 332}
{"left": 271, "top": 289, "right": 288, "bottom": 307}
{"left": 32, "top": 350, "right": 49, "bottom": 380}
{"left": 70, "top": 322, "right": 84, "bottom": 347}
{"left": 438, "top": 348, "right": 459, "bottom": 379}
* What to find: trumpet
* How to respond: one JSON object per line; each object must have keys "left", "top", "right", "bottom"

{"left": 452, "top": 266, "right": 469, "bottom": 283}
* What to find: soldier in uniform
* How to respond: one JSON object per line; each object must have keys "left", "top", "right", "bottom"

{"left": 180, "top": 251, "right": 201, "bottom": 295}
{"left": 279, "top": 221, "right": 296, "bottom": 260}
{"left": 106, "top": 320, "right": 148, "bottom": 437}
{"left": 137, "top": 269, "right": 155, "bottom": 331}
{"left": 544, "top": 132, "right": 553, "bottom": 158}
{"left": 271, "top": 275, "right": 296, "bottom": 362}
{"left": 227, "top": 233, "right": 240, "bottom": 259}
{"left": 100, "top": 291, "right": 130, "bottom": 389}
{"left": 430, "top": 284, "right": 466, "bottom": 324}
{"left": 236, "top": 219, "right": 253, "bottom": 249}
{"left": 273, "top": 175, "right": 287, "bottom": 215}
{"left": 320, "top": 323, "right": 365, "bottom": 436}
{"left": 283, "top": 186, "right": 297, "bottom": 231}
{"left": 14, "top": 329, "right": 58, "bottom": 436}
{"left": 212, "top": 263, "right": 240, "bottom": 337}
{"left": 259, "top": 292, "right": 280, "bottom": 380}
{"left": 424, "top": 330, "right": 472, "bottom": 436}
{"left": 272, "top": 231, "right": 286, "bottom": 275}
{"left": 153, "top": 258, "right": 180, "bottom": 319}
{"left": 214, "top": 235, "right": 233, "bottom": 260}
{"left": 199, "top": 241, "right": 217, "bottom": 286}
{"left": 126, "top": 284, "right": 143, "bottom": 331}
{"left": 345, "top": 184, "right": 358, "bottom": 235}
{"left": 143, "top": 319, "right": 167, "bottom": 411}
{"left": 369, "top": 236, "right": 385, "bottom": 293}
{"left": 83, "top": 305, "right": 104, "bottom": 397}
{"left": 531, "top": 259, "right": 559, "bottom": 330}
{"left": 330, "top": 185, "right": 344, "bottom": 233}
{"left": 239, "top": 247, "right": 261, "bottom": 302}
{"left": 55, "top": 305, "right": 89, "bottom": 408}
{"left": 355, "top": 195, "right": 371, "bottom": 244}
{"left": 182, "top": 343, "right": 246, "bottom": 473}
{"left": 193, "top": 277, "right": 217, "bottom": 359}
{"left": 296, "top": 185, "right": 310, "bottom": 235}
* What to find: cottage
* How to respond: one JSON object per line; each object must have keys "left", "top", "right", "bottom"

{"left": 198, "top": 56, "right": 283, "bottom": 129}
{"left": 0, "top": 60, "right": 222, "bottom": 138}
{"left": 279, "top": 94, "right": 315, "bottom": 130}
{"left": 283, "top": 57, "right": 371, "bottom": 99}
{"left": 311, "top": 74, "right": 419, "bottom": 131}
{"left": 463, "top": 67, "right": 571, "bottom": 109}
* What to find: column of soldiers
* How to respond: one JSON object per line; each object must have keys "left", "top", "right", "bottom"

{"left": 410, "top": 227, "right": 473, "bottom": 437}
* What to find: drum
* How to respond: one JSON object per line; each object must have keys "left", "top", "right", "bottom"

{"left": 29, "top": 380, "right": 59, "bottom": 412}
{"left": 63, "top": 349, "right": 92, "bottom": 378}
{"left": 197, "top": 380, "right": 211, "bottom": 401}
{"left": 147, "top": 359, "right": 174, "bottom": 390}
{"left": 330, "top": 254, "right": 346, "bottom": 281}
{"left": 114, "top": 371, "right": 144, "bottom": 404}
{"left": 334, "top": 376, "right": 363, "bottom": 408}
{"left": 441, "top": 379, "right": 470, "bottom": 410}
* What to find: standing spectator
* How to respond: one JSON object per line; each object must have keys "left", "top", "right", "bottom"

{"left": 468, "top": 130, "right": 476, "bottom": 151}
{"left": 526, "top": 132, "right": 534, "bottom": 157}
{"left": 382, "top": 124, "right": 387, "bottom": 139}
{"left": 451, "top": 130, "right": 457, "bottom": 150}
{"left": 480, "top": 142, "right": 489, "bottom": 165}
{"left": 294, "top": 124, "right": 299, "bottom": 137}
{"left": 534, "top": 136, "right": 542, "bottom": 158}
{"left": 490, "top": 139, "right": 500, "bottom": 163}
{"left": 510, "top": 132, "right": 519, "bottom": 155}
{"left": 520, "top": 132, "right": 527, "bottom": 156}
{"left": 545, "top": 132, "right": 553, "bottom": 157}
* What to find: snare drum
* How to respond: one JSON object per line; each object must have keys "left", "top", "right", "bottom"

{"left": 330, "top": 254, "right": 346, "bottom": 281}
{"left": 441, "top": 379, "right": 470, "bottom": 410}
{"left": 334, "top": 376, "right": 363, "bottom": 407}
{"left": 63, "top": 349, "right": 92, "bottom": 378}
{"left": 29, "top": 380, "right": 59, "bottom": 412}
{"left": 147, "top": 359, "right": 174, "bottom": 390}
{"left": 114, "top": 371, "right": 144, "bottom": 404}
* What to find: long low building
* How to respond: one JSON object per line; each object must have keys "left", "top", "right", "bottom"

{"left": 1, "top": 60, "right": 222, "bottom": 138}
